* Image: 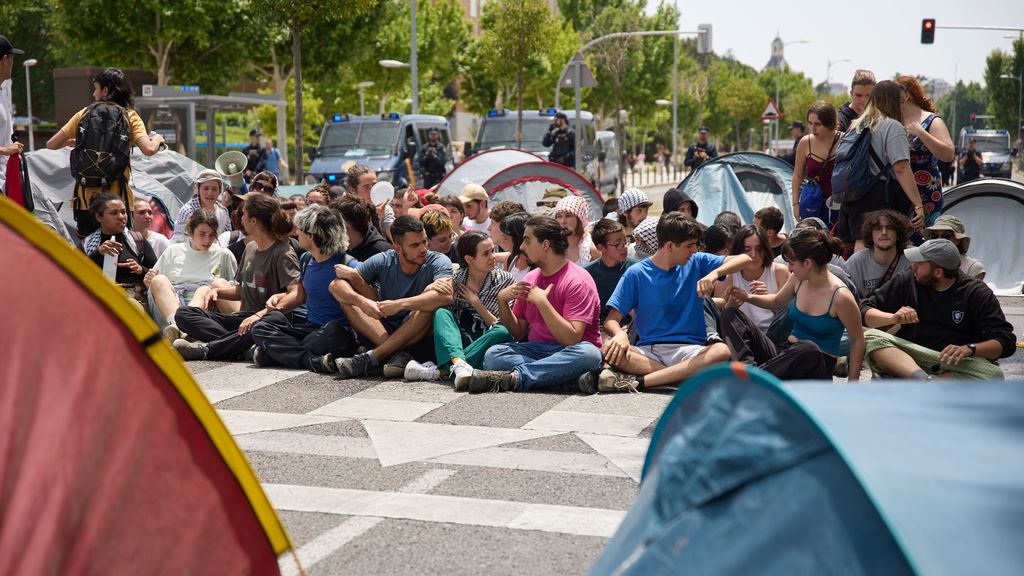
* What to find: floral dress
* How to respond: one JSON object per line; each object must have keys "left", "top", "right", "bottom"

{"left": 909, "top": 114, "right": 943, "bottom": 226}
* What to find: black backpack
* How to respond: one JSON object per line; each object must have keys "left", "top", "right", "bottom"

{"left": 830, "top": 127, "right": 885, "bottom": 205}
{"left": 70, "top": 102, "right": 132, "bottom": 189}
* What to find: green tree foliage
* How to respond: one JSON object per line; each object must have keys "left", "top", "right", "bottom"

{"left": 936, "top": 81, "right": 989, "bottom": 141}
{"left": 0, "top": 0, "right": 59, "bottom": 118}
{"left": 984, "top": 39, "right": 1023, "bottom": 139}
{"left": 478, "top": 0, "right": 558, "bottom": 146}
{"left": 716, "top": 72, "right": 768, "bottom": 149}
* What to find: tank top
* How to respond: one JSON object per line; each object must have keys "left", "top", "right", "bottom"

{"left": 804, "top": 133, "right": 840, "bottom": 199}
{"left": 731, "top": 265, "right": 779, "bottom": 331}
{"left": 909, "top": 113, "right": 943, "bottom": 225}
{"left": 507, "top": 255, "right": 531, "bottom": 283}
{"left": 789, "top": 283, "right": 845, "bottom": 356}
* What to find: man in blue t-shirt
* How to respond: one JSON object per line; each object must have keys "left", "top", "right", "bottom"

{"left": 330, "top": 215, "right": 454, "bottom": 378}
{"left": 600, "top": 212, "right": 751, "bottom": 392}
{"left": 251, "top": 205, "right": 359, "bottom": 372}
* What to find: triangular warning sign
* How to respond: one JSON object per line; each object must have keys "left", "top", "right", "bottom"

{"left": 761, "top": 98, "right": 782, "bottom": 120}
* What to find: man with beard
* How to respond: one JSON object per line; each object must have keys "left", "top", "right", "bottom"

{"left": 416, "top": 128, "right": 447, "bottom": 188}
{"left": 846, "top": 210, "right": 912, "bottom": 298}
{"left": 615, "top": 188, "right": 652, "bottom": 238}
{"left": 329, "top": 215, "right": 454, "bottom": 378}
{"left": 861, "top": 239, "right": 1015, "bottom": 379}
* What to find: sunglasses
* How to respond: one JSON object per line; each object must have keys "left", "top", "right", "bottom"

{"left": 250, "top": 182, "right": 275, "bottom": 193}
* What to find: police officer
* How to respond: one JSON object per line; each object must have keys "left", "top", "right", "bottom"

{"left": 417, "top": 128, "right": 447, "bottom": 188}
{"left": 684, "top": 126, "right": 718, "bottom": 172}
{"left": 543, "top": 112, "right": 575, "bottom": 168}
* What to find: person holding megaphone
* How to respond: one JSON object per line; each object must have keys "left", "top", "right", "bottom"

{"left": 172, "top": 169, "right": 232, "bottom": 243}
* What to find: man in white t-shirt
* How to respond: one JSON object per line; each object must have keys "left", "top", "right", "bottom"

{"left": 459, "top": 184, "right": 491, "bottom": 234}
{"left": 0, "top": 36, "right": 26, "bottom": 192}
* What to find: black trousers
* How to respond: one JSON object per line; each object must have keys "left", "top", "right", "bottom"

{"left": 174, "top": 307, "right": 253, "bottom": 361}
{"left": 720, "top": 308, "right": 836, "bottom": 380}
{"left": 251, "top": 311, "right": 360, "bottom": 369}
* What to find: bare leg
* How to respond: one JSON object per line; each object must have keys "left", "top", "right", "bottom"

{"left": 149, "top": 275, "right": 181, "bottom": 321}
{"left": 868, "top": 347, "right": 922, "bottom": 378}
{"left": 643, "top": 342, "right": 732, "bottom": 388}
{"left": 607, "top": 348, "right": 668, "bottom": 376}
{"left": 372, "top": 311, "right": 433, "bottom": 360}
{"left": 341, "top": 302, "right": 390, "bottom": 347}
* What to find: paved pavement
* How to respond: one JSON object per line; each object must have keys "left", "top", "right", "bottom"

{"left": 189, "top": 359, "right": 675, "bottom": 575}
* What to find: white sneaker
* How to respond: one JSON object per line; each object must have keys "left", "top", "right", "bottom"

{"left": 404, "top": 360, "right": 440, "bottom": 381}
{"left": 452, "top": 361, "right": 473, "bottom": 391}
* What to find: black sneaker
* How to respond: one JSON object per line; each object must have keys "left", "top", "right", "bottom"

{"left": 173, "top": 339, "right": 208, "bottom": 361}
{"left": 310, "top": 353, "right": 336, "bottom": 374}
{"left": 574, "top": 371, "right": 599, "bottom": 395}
{"left": 467, "top": 370, "right": 516, "bottom": 394}
{"left": 382, "top": 351, "right": 413, "bottom": 379}
{"left": 334, "top": 352, "right": 377, "bottom": 379}
{"left": 251, "top": 345, "right": 273, "bottom": 367}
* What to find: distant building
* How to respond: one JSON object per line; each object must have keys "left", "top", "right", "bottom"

{"left": 924, "top": 78, "right": 951, "bottom": 101}
{"left": 764, "top": 36, "right": 787, "bottom": 70}
{"left": 816, "top": 81, "right": 847, "bottom": 97}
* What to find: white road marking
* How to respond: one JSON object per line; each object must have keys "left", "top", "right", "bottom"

{"left": 310, "top": 397, "right": 443, "bottom": 422}
{"left": 280, "top": 469, "right": 457, "bottom": 576}
{"left": 216, "top": 410, "right": 342, "bottom": 436}
{"left": 265, "top": 482, "right": 625, "bottom": 539}
{"left": 363, "top": 420, "right": 561, "bottom": 467}
{"left": 576, "top": 434, "right": 651, "bottom": 482}
{"left": 234, "top": 431, "right": 377, "bottom": 459}
{"left": 352, "top": 380, "right": 465, "bottom": 404}
{"left": 195, "top": 364, "right": 305, "bottom": 403}
{"left": 430, "top": 446, "right": 628, "bottom": 478}
{"left": 552, "top": 392, "right": 672, "bottom": 419}
{"left": 522, "top": 410, "right": 654, "bottom": 437}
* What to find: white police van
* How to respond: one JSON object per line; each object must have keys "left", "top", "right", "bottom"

{"left": 309, "top": 113, "right": 454, "bottom": 187}
{"left": 958, "top": 127, "right": 1016, "bottom": 179}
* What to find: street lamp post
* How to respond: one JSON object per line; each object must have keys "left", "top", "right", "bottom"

{"left": 357, "top": 81, "right": 375, "bottom": 116}
{"left": 379, "top": 60, "right": 413, "bottom": 113}
{"left": 826, "top": 58, "right": 851, "bottom": 85}
{"left": 774, "top": 39, "right": 810, "bottom": 153}
{"left": 1000, "top": 73, "right": 1023, "bottom": 157}
{"left": 410, "top": 0, "right": 418, "bottom": 114}
{"left": 23, "top": 58, "right": 37, "bottom": 151}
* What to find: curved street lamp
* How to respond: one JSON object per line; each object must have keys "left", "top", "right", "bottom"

{"left": 23, "top": 58, "right": 38, "bottom": 151}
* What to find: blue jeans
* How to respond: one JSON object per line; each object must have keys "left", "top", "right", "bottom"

{"left": 483, "top": 341, "right": 603, "bottom": 392}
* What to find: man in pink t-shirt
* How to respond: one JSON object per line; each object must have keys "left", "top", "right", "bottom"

{"left": 456, "top": 216, "right": 603, "bottom": 394}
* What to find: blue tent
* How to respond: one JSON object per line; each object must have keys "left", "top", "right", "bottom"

{"left": 677, "top": 152, "right": 796, "bottom": 231}
{"left": 591, "top": 364, "right": 1024, "bottom": 576}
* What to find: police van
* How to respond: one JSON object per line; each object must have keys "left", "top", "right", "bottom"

{"left": 308, "top": 113, "right": 454, "bottom": 187}
{"left": 958, "top": 127, "right": 1016, "bottom": 179}
{"left": 473, "top": 108, "right": 614, "bottom": 195}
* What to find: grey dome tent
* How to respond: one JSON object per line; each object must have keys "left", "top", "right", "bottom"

{"left": 434, "top": 148, "right": 542, "bottom": 199}
{"left": 591, "top": 363, "right": 1024, "bottom": 576}
{"left": 941, "top": 178, "right": 1024, "bottom": 295}
{"left": 676, "top": 152, "right": 796, "bottom": 231}
{"left": 483, "top": 160, "right": 605, "bottom": 222}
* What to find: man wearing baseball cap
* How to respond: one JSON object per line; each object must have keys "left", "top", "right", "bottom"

{"left": 0, "top": 35, "right": 26, "bottom": 194}
{"left": 542, "top": 111, "right": 575, "bottom": 168}
{"left": 684, "top": 126, "right": 717, "bottom": 172}
{"left": 458, "top": 183, "right": 491, "bottom": 234}
{"left": 861, "top": 238, "right": 1015, "bottom": 379}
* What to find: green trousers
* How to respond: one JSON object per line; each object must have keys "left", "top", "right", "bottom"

{"left": 864, "top": 328, "right": 1004, "bottom": 380}
{"left": 433, "top": 308, "right": 512, "bottom": 373}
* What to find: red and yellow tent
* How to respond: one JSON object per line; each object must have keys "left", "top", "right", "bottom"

{"left": 0, "top": 195, "right": 298, "bottom": 574}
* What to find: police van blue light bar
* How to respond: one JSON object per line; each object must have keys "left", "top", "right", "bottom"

{"left": 487, "top": 109, "right": 507, "bottom": 117}
{"left": 382, "top": 113, "right": 401, "bottom": 120}
{"left": 327, "top": 174, "right": 338, "bottom": 182}
{"left": 540, "top": 108, "right": 559, "bottom": 116}
{"left": 331, "top": 114, "right": 350, "bottom": 123}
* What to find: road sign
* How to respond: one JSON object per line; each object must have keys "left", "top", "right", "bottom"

{"left": 761, "top": 98, "right": 782, "bottom": 121}
{"left": 559, "top": 53, "right": 597, "bottom": 89}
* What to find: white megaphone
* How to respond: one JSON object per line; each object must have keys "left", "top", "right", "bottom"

{"left": 215, "top": 151, "right": 247, "bottom": 188}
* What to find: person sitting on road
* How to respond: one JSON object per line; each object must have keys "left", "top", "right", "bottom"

{"left": 753, "top": 207, "right": 787, "bottom": 259}
{"left": 616, "top": 188, "right": 653, "bottom": 239}
{"left": 555, "top": 195, "right": 599, "bottom": 266}
{"left": 702, "top": 224, "right": 732, "bottom": 256}
{"left": 84, "top": 193, "right": 158, "bottom": 309}
{"left": 860, "top": 239, "right": 1015, "bottom": 380}
{"left": 330, "top": 194, "right": 391, "bottom": 262}
{"left": 346, "top": 164, "right": 394, "bottom": 235}
{"left": 846, "top": 209, "right": 913, "bottom": 298}
{"left": 629, "top": 216, "right": 660, "bottom": 260}
{"left": 250, "top": 205, "right": 360, "bottom": 373}
{"left": 459, "top": 184, "right": 491, "bottom": 234}
{"left": 146, "top": 209, "right": 238, "bottom": 339}
{"left": 499, "top": 212, "right": 534, "bottom": 282}
{"left": 662, "top": 187, "right": 699, "bottom": 220}
{"left": 289, "top": 194, "right": 309, "bottom": 210}
{"left": 329, "top": 215, "right": 454, "bottom": 378}
{"left": 132, "top": 197, "right": 171, "bottom": 259}
{"left": 714, "top": 224, "right": 790, "bottom": 333}
{"left": 924, "top": 214, "right": 986, "bottom": 280}
{"left": 405, "top": 232, "right": 515, "bottom": 383}
{"left": 305, "top": 184, "right": 329, "bottom": 206}
{"left": 712, "top": 211, "right": 742, "bottom": 237}
{"left": 723, "top": 228, "right": 865, "bottom": 381}
{"left": 420, "top": 209, "right": 459, "bottom": 264}
{"left": 598, "top": 212, "right": 745, "bottom": 393}
{"left": 460, "top": 216, "right": 603, "bottom": 394}
{"left": 486, "top": 200, "right": 526, "bottom": 266}
{"left": 173, "top": 169, "right": 232, "bottom": 243}
{"left": 172, "top": 194, "right": 300, "bottom": 361}
{"left": 584, "top": 218, "right": 639, "bottom": 325}
{"left": 438, "top": 195, "right": 466, "bottom": 236}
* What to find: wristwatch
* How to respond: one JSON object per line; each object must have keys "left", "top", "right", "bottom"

{"left": 967, "top": 343, "right": 977, "bottom": 357}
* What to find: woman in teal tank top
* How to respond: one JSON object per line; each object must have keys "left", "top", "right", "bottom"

{"left": 721, "top": 228, "right": 865, "bottom": 381}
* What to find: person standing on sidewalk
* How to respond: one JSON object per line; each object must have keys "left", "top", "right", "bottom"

{"left": 684, "top": 127, "right": 717, "bottom": 172}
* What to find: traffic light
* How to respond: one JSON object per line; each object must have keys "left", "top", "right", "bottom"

{"left": 921, "top": 19, "right": 935, "bottom": 44}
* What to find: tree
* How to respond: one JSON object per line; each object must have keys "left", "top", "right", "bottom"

{"left": 984, "top": 39, "right": 1023, "bottom": 140}
{"left": 479, "top": 0, "right": 558, "bottom": 147}
{"left": 716, "top": 72, "right": 768, "bottom": 149}
{"left": 936, "top": 81, "right": 988, "bottom": 142}
{"left": 263, "top": 0, "right": 377, "bottom": 184}
{"left": 0, "top": 0, "right": 61, "bottom": 118}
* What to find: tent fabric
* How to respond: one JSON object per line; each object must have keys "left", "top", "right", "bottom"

{"left": 434, "top": 148, "right": 542, "bottom": 199}
{"left": 677, "top": 152, "right": 797, "bottom": 231}
{"left": 484, "top": 161, "right": 605, "bottom": 222}
{"left": 593, "top": 363, "right": 1024, "bottom": 576}
{"left": 0, "top": 196, "right": 293, "bottom": 574}
{"left": 25, "top": 148, "right": 206, "bottom": 233}
{"left": 940, "top": 178, "right": 1024, "bottom": 295}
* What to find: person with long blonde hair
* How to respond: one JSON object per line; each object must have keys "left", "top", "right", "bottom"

{"left": 837, "top": 80, "right": 925, "bottom": 253}
{"left": 895, "top": 75, "right": 955, "bottom": 227}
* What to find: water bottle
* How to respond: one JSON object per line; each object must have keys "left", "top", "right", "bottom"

{"left": 149, "top": 131, "right": 168, "bottom": 152}
{"left": 102, "top": 235, "right": 118, "bottom": 280}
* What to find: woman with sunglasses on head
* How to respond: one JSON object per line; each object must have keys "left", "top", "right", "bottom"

{"left": 248, "top": 171, "right": 279, "bottom": 195}
{"left": 172, "top": 169, "right": 232, "bottom": 243}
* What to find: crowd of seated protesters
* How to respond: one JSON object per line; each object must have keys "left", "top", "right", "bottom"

{"left": 71, "top": 162, "right": 1012, "bottom": 388}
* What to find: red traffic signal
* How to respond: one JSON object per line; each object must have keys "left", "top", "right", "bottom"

{"left": 921, "top": 19, "right": 936, "bottom": 44}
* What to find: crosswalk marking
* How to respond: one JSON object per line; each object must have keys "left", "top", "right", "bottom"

{"left": 235, "top": 431, "right": 378, "bottom": 459}
{"left": 310, "top": 397, "right": 444, "bottom": 422}
{"left": 263, "top": 483, "right": 626, "bottom": 538}
{"left": 195, "top": 365, "right": 305, "bottom": 403}
{"left": 523, "top": 410, "right": 654, "bottom": 437}
{"left": 217, "top": 409, "right": 342, "bottom": 436}
{"left": 577, "top": 434, "right": 651, "bottom": 482}
{"left": 362, "top": 419, "right": 561, "bottom": 467}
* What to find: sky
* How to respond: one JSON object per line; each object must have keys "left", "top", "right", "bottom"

{"left": 650, "top": 0, "right": 1021, "bottom": 87}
